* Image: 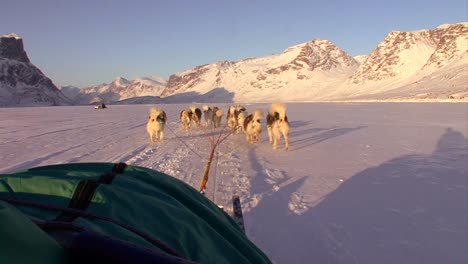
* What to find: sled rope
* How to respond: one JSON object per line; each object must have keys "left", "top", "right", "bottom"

{"left": 199, "top": 124, "right": 232, "bottom": 194}
{"left": 165, "top": 123, "right": 204, "bottom": 160}
{"left": 212, "top": 151, "right": 219, "bottom": 203}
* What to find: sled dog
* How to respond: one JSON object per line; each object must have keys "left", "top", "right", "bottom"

{"left": 147, "top": 107, "right": 167, "bottom": 143}
{"left": 267, "top": 103, "right": 290, "bottom": 150}
{"left": 243, "top": 109, "right": 263, "bottom": 144}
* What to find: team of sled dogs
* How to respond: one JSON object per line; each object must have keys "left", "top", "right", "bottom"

{"left": 147, "top": 103, "right": 290, "bottom": 150}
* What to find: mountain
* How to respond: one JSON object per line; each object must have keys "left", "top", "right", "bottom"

{"left": 68, "top": 76, "right": 167, "bottom": 104}
{"left": 0, "top": 33, "right": 71, "bottom": 106}
{"left": 326, "top": 22, "right": 468, "bottom": 100}
{"left": 159, "top": 22, "right": 467, "bottom": 102}
{"left": 161, "top": 39, "right": 359, "bottom": 102}
{"left": 59, "top": 85, "right": 82, "bottom": 104}
{"left": 4, "top": 23, "right": 465, "bottom": 105}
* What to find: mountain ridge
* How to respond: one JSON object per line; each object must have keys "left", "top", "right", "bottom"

{"left": 2, "top": 22, "right": 467, "bottom": 106}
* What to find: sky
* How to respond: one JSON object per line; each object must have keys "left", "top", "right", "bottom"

{"left": 0, "top": 103, "right": 467, "bottom": 263}
{"left": 1, "top": 0, "right": 467, "bottom": 88}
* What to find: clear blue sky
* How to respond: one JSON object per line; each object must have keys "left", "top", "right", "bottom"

{"left": 1, "top": 0, "right": 466, "bottom": 87}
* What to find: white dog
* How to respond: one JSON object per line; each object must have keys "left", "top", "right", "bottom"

{"left": 267, "top": 103, "right": 290, "bottom": 150}
{"left": 243, "top": 109, "right": 263, "bottom": 144}
{"left": 147, "top": 107, "right": 167, "bottom": 143}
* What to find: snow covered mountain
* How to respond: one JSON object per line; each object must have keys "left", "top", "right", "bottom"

{"left": 66, "top": 76, "right": 167, "bottom": 104}
{"left": 161, "top": 39, "right": 359, "bottom": 102}
{"left": 333, "top": 22, "right": 468, "bottom": 100}
{"left": 0, "top": 33, "right": 71, "bottom": 106}
{"left": 159, "top": 22, "right": 467, "bottom": 102}
{"left": 3, "top": 22, "right": 466, "bottom": 106}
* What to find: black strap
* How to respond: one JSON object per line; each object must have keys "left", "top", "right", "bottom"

{"left": 55, "top": 162, "right": 127, "bottom": 222}
{"left": 112, "top": 162, "right": 127, "bottom": 174}
{"left": 98, "top": 163, "right": 127, "bottom": 184}
{"left": 68, "top": 180, "right": 98, "bottom": 210}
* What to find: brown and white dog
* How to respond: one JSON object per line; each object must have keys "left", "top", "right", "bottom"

{"left": 227, "top": 105, "right": 238, "bottom": 131}
{"left": 212, "top": 106, "right": 224, "bottom": 128}
{"left": 147, "top": 107, "right": 167, "bottom": 143}
{"left": 267, "top": 103, "right": 290, "bottom": 150}
{"left": 237, "top": 110, "right": 247, "bottom": 133}
{"left": 243, "top": 109, "right": 263, "bottom": 144}
{"left": 190, "top": 105, "right": 202, "bottom": 128}
{"left": 180, "top": 108, "right": 192, "bottom": 131}
{"left": 227, "top": 105, "right": 246, "bottom": 132}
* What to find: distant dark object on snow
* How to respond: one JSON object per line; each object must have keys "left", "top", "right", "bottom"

{"left": 94, "top": 103, "right": 107, "bottom": 109}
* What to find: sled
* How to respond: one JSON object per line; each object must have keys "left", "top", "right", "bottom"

{"left": 0, "top": 162, "right": 271, "bottom": 264}
{"left": 94, "top": 103, "right": 107, "bottom": 109}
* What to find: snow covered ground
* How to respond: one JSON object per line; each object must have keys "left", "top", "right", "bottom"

{"left": 0, "top": 103, "right": 467, "bottom": 264}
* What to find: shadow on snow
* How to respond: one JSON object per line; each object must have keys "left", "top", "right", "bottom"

{"left": 245, "top": 128, "right": 468, "bottom": 264}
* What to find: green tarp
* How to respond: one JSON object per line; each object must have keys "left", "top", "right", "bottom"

{"left": 0, "top": 163, "right": 271, "bottom": 264}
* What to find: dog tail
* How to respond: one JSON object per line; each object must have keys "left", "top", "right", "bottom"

{"left": 190, "top": 105, "right": 197, "bottom": 113}
{"left": 252, "top": 109, "right": 264, "bottom": 121}
{"left": 270, "top": 103, "right": 287, "bottom": 119}
{"left": 202, "top": 105, "right": 210, "bottom": 111}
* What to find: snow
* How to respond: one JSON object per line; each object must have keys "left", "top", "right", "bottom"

{"left": 437, "top": 22, "right": 468, "bottom": 29}
{"left": 354, "top": 55, "right": 368, "bottom": 64}
{"left": 0, "top": 103, "right": 467, "bottom": 263}
{"left": 396, "top": 42, "right": 435, "bottom": 76}
{"left": 164, "top": 39, "right": 361, "bottom": 103}
{"left": 0, "top": 33, "right": 21, "bottom": 39}
{"left": 113, "top": 76, "right": 130, "bottom": 87}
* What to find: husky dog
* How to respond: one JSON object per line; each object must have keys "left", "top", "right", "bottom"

{"left": 190, "top": 105, "right": 202, "bottom": 128}
{"left": 227, "top": 105, "right": 237, "bottom": 131}
{"left": 237, "top": 110, "right": 247, "bottom": 133}
{"left": 212, "top": 107, "right": 224, "bottom": 128}
{"left": 237, "top": 105, "right": 246, "bottom": 114}
{"left": 147, "top": 107, "right": 167, "bottom": 143}
{"left": 267, "top": 103, "right": 290, "bottom": 150}
{"left": 227, "top": 105, "right": 246, "bottom": 132}
{"left": 180, "top": 109, "right": 192, "bottom": 131}
{"left": 243, "top": 109, "right": 263, "bottom": 144}
{"left": 202, "top": 105, "right": 214, "bottom": 127}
